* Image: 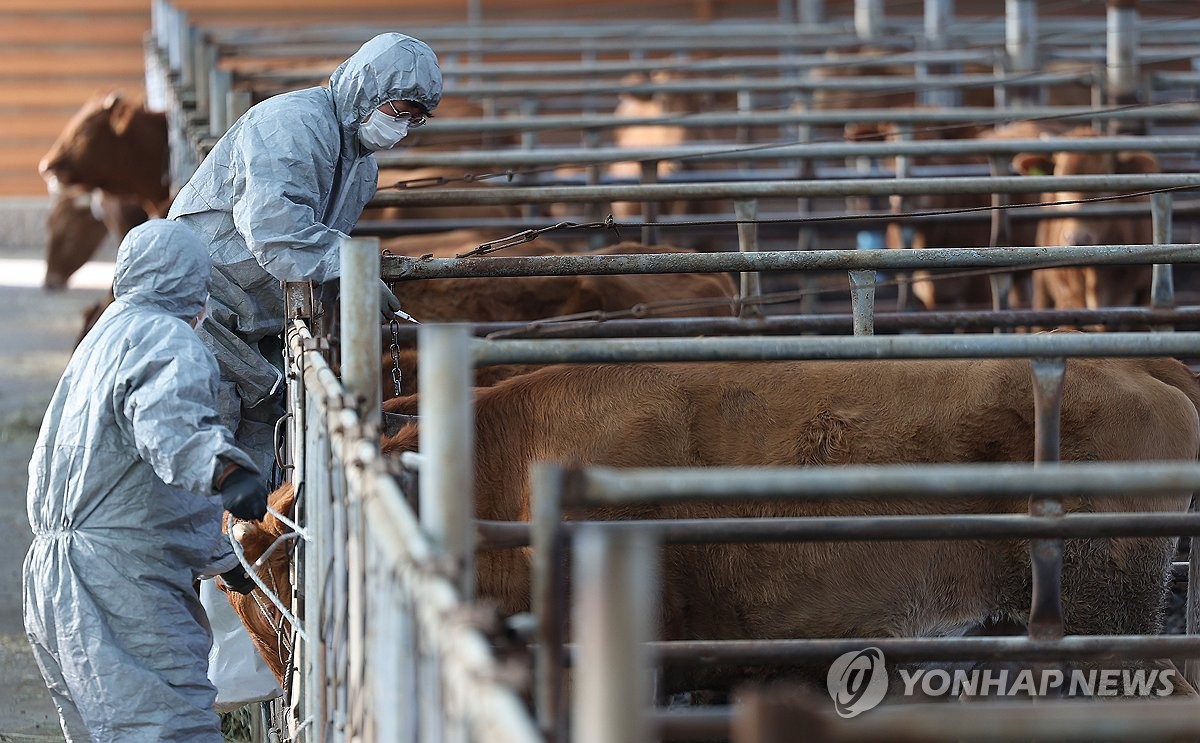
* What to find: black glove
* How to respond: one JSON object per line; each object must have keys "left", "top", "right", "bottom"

{"left": 219, "top": 565, "right": 258, "bottom": 595}
{"left": 219, "top": 467, "right": 268, "bottom": 521}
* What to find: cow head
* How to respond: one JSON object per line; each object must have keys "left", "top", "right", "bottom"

{"left": 43, "top": 186, "right": 108, "bottom": 291}
{"left": 1012, "top": 127, "right": 1159, "bottom": 247}
{"left": 223, "top": 484, "right": 297, "bottom": 685}
{"left": 38, "top": 92, "right": 170, "bottom": 213}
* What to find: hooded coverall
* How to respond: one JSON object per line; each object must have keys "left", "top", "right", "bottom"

{"left": 24, "top": 220, "right": 259, "bottom": 742}
{"left": 168, "top": 32, "right": 443, "bottom": 475}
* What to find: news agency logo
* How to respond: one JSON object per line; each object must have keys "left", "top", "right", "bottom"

{"left": 827, "top": 647, "right": 889, "bottom": 718}
{"left": 827, "top": 647, "right": 1178, "bottom": 715}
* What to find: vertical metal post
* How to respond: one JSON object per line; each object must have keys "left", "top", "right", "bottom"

{"left": 532, "top": 463, "right": 568, "bottom": 742}
{"left": 210, "top": 68, "right": 230, "bottom": 136}
{"left": 1028, "top": 358, "right": 1066, "bottom": 641}
{"left": 1107, "top": 0, "right": 1140, "bottom": 110}
{"left": 418, "top": 324, "right": 475, "bottom": 599}
{"left": 639, "top": 160, "right": 660, "bottom": 247}
{"left": 855, "top": 0, "right": 883, "bottom": 40}
{"left": 176, "top": 10, "right": 193, "bottom": 89}
{"left": 799, "top": 0, "right": 824, "bottom": 25}
{"left": 341, "top": 237, "right": 382, "bottom": 431}
{"left": 849, "top": 270, "right": 876, "bottom": 336}
{"left": 164, "top": 4, "right": 181, "bottom": 76}
{"left": 735, "top": 199, "right": 762, "bottom": 320}
{"left": 1005, "top": 0, "right": 1038, "bottom": 106}
{"left": 1151, "top": 192, "right": 1175, "bottom": 315}
{"left": 339, "top": 237, "right": 379, "bottom": 743}
{"left": 572, "top": 523, "right": 658, "bottom": 743}
{"left": 228, "top": 87, "right": 253, "bottom": 127}
{"left": 1188, "top": 496, "right": 1200, "bottom": 689}
{"left": 192, "top": 30, "right": 211, "bottom": 120}
{"left": 924, "top": 0, "right": 958, "bottom": 107}
{"left": 925, "top": 0, "right": 952, "bottom": 48}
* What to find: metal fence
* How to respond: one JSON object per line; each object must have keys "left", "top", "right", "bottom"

{"left": 146, "top": 1, "right": 1200, "bottom": 740}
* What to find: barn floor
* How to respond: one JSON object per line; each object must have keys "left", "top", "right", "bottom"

{"left": 0, "top": 237, "right": 111, "bottom": 742}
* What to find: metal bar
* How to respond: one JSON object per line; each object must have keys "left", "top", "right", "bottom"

{"left": 531, "top": 463, "right": 568, "bottom": 742}
{"left": 387, "top": 245, "right": 1200, "bottom": 283}
{"left": 477, "top": 512, "right": 1200, "bottom": 549}
{"left": 472, "top": 331, "right": 1200, "bottom": 367}
{"left": 1151, "top": 192, "right": 1175, "bottom": 314}
{"left": 1028, "top": 358, "right": 1066, "bottom": 641}
{"left": 650, "top": 634, "right": 1200, "bottom": 665}
{"left": 1189, "top": 497, "right": 1200, "bottom": 689}
{"left": 418, "top": 324, "right": 475, "bottom": 598}
{"left": 572, "top": 525, "right": 657, "bottom": 743}
{"left": 734, "top": 199, "right": 761, "bottom": 319}
{"left": 848, "top": 269, "right": 876, "bottom": 336}
{"left": 340, "top": 237, "right": 382, "bottom": 432}
{"left": 255, "top": 70, "right": 1090, "bottom": 98}
{"left": 854, "top": 0, "right": 883, "bottom": 40}
{"left": 374, "top": 135, "right": 1200, "bottom": 170}
{"left": 577, "top": 461, "right": 1200, "bottom": 504}
{"left": 1108, "top": 0, "right": 1141, "bottom": 106}
{"left": 371, "top": 174, "right": 1200, "bottom": 208}
{"left": 388, "top": 307, "right": 1200, "bottom": 341}
{"left": 353, "top": 105, "right": 1200, "bottom": 136}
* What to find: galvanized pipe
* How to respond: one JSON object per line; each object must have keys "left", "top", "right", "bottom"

{"left": 925, "top": 0, "right": 954, "bottom": 49}
{"left": 387, "top": 245, "right": 1200, "bottom": 284}
{"left": 375, "top": 134, "right": 1200, "bottom": 170}
{"left": 340, "top": 237, "right": 381, "bottom": 432}
{"left": 476, "top": 512, "right": 1200, "bottom": 549}
{"left": 577, "top": 461, "right": 1200, "bottom": 504}
{"left": 848, "top": 270, "right": 876, "bottom": 336}
{"left": 572, "top": 525, "right": 657, "bottom": 743}
{"left": 531, "top": 463, "right": 568, "bottom": 742}
{"left": 855, "top": 0, "right": 883, "bottom": 40}
{"left": 357, "top": 104, "right": 1200, "bottom": 137}
{"left": 417, "top": 324, "right": 475, "bottom": 598}
{"left": 1107, "top": 0, "right": 1140, "bottom": 105}
{"left": 371, "top": 173, "right": 1200, "bottom": 207}
{"left": 1028, "top": 358, "right": 1066, "bottom": 642}
{"left": 388, "top": 307, "right": 1200, "bottom": 342}
{"left": 1006, "top": 0, "right": 1038, "bottom": 74}
{"left": 1151, "top": 191, "right": 1175, "bottom": 312}
{"left": 650, "top": 634, "right": 1200, "bottom": 665}
{"left": 734, "top": 199, "right": 761, "bottom": 319}
{"left": 209, "top": 68, "right": 230, "bottom": 136}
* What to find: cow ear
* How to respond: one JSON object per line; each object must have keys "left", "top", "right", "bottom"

{"left": 1012, "top": 152, "right": 1054, "bottom": 177}
{"left": 109, "top": 99, "right": 136, "bottom": 136}
{"left": 102, "top": 91, "right": 122, "bottom": 110}
{"left": 1117, "top": 151, "right": 1159, "bottom": 175}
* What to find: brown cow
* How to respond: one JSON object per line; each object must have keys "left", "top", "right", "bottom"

{"left": 1012, "top": 127, "right": 1158, "bottom": 311}
{"left": 880, "top": 120, "right": 1065, "bottom": 311}
{"left": 380, "top": 240, "right": 737, "bottom": 397}
{"left": 232, "top": 353, "right": 1200, "bottom": 691}
{"left": 39, "top": 92, "right": 171, "bottom": 218}
{"left": 44, "top": 186, "right": 148, "bottom": 290}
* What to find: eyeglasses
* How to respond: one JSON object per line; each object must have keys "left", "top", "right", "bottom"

{"left": 383, "top": 100, "right": 427, "bottom": 128}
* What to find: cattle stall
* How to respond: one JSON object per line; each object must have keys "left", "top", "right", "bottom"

{"left": 145, "top": 1, "right": 1200, "bottom": 741}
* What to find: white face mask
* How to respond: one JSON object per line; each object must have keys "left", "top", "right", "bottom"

{"left": 358, "top": 111, "right": 410, "bottom": 151}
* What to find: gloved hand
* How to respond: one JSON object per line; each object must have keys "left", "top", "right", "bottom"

{"left": 219, "top": 565, "right": 258, "bottom": 595}
{"left": 378, "top": 278, "right": 401, "bottom": 321}
{"left": 219, "top": 467, "right": 268, "bottom": 521}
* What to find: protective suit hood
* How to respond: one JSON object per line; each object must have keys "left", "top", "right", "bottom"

{"left": 329, "top": 33, "right": 442, "bottom": 140}
{"left": 113, "top": 220, "right": 210, "bottom": 321}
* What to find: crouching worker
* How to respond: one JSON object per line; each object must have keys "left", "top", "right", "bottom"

{"left": 23, "top": 220, "right": 269, "bottom": 742}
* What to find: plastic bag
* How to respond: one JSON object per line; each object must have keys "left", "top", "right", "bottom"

{"left": 201, "top": 579, "right": 283, "bottom": 712}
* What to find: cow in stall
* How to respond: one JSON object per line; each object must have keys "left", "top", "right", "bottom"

{"left": 39, "top": 92, "right": 171, "bottom": 219}
{"left": 1012, "top": 127, "right": 1158, "bottom": 311}
{"left": 228, "top": 352, "right": 1200, "bottom": 694}
{"left": 377, "top": 239, "right": 738, "bottom": 398}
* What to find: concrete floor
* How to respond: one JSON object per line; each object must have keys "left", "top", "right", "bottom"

{"left": 0, "top": 239, "right": 112, "bottom": 742}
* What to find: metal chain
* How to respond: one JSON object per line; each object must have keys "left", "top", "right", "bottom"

{"left": 388, "top": 318, "right": 403, "bottom": 398}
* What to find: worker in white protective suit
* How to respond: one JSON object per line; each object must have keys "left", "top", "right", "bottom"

{"left": 168, "top": 32, "right": 442, "bottom": 477}
{"left": 23, "top": 219, "right": 270, "bottom": 743}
